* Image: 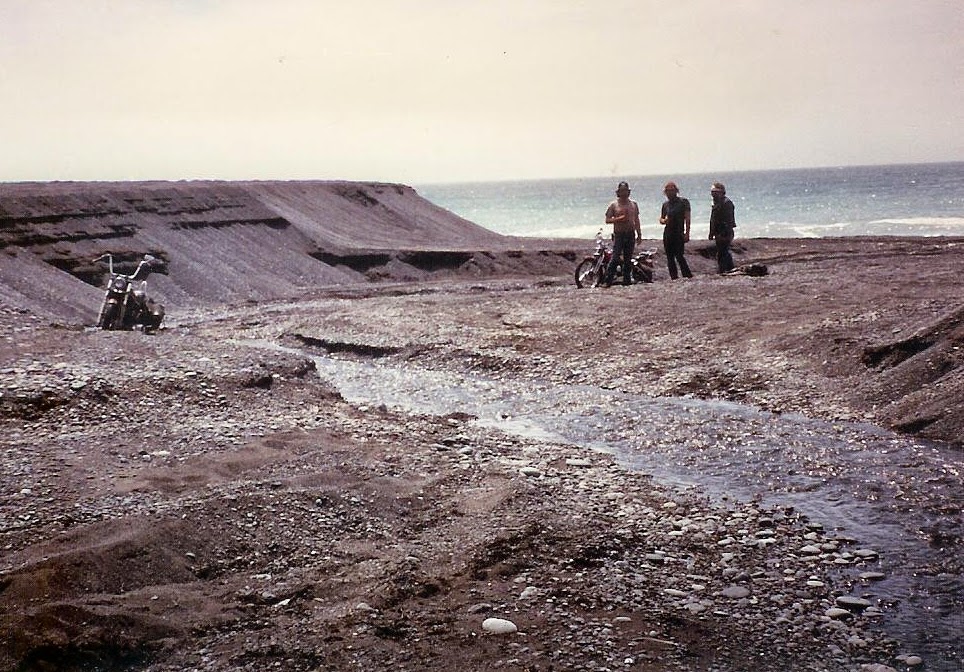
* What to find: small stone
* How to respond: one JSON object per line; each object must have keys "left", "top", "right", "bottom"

{"left": 565, "top": 458, "right": 593, "bottom": 467}
{"left": 836, "top": 595, "right": 872, "bottom": 611}
{"left": 721, "top": 585, "right": 750, "bottom": 599}
{"left": 482, "top": 617, "right": 518, "bottom": 634}
{"left": 825, "top": 607, "right": 852, "bottom": 620}
{"left": 519, "top": 467, "right": 542, "bottom": 478}
{"left": 519, "top": 586, "right": 540, "bottom": 600}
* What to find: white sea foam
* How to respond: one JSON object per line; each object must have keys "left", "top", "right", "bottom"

{"left": 786, "top": 222, "right": 852, "bottom": 238}
{"left": 868, "top": 217, "right": 964, "bottom": 228}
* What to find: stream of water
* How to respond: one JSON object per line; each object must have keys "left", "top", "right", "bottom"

{"left": 259, "top": 342, "right": 962, "bottom": 668}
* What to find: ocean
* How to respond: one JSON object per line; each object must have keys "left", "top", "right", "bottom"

{"left": 416, "top": 162, "right": 964, "bottom": 240}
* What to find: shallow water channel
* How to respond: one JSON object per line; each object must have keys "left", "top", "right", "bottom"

{"left": 268, "top": 342, "right": 963, "bottom": 668}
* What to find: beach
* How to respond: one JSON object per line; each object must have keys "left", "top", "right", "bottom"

{"left": 1, "top": 181, "right": 962, "bottom": 671}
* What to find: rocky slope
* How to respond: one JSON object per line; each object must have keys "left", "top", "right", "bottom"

{"left": 0, "top": 180, "right": 578, "bottom": 323}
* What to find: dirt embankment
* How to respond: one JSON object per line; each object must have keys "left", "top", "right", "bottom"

{"left": 0, "top": 180, "right": 581, "bottom": 322}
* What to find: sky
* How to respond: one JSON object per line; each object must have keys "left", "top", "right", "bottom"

{"left": 1, "top": 0, "right": 962, "bottom": 185}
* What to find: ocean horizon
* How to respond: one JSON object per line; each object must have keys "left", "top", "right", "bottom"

{"left": 416, "top": 161, "right": 964, "bottom": 240}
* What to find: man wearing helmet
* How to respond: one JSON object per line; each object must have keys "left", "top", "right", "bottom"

{"left": 708, "top": 182, "right": 736, "bottom": 274}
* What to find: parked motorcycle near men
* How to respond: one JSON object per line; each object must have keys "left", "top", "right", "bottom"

{"left": 574, "top": 230, "right": 656, "bottom": 288}
{"left": 94, "top": 253, "right": 165, "bottom": 333}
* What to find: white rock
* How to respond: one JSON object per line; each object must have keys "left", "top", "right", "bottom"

{"left": 825, "top": 607, "right": 852, "bottom": 620}
{"left": 519, "top": 586, "right": 540, "bottom": 600}
{"left": 566, "top": 458, "right": 593, "bottom": 467}
{"left": 482, "top": 617, "right": 518, "bottom": 634}
{"left": 519, "top": 467, "right": 542, "bottom": 478}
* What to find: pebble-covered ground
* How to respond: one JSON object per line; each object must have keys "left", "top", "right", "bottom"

{"left": 2, "top": 236, "right": 961, "bottom": 671}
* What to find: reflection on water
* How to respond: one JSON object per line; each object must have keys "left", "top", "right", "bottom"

{"left": 270, "top": 345, "right": 963, "bottom": 669}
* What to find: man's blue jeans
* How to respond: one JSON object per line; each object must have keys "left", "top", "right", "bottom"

{"left": 605, "top": 232, "right": 636, "bottom": 285}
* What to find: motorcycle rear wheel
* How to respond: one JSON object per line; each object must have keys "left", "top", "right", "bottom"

{"left": 632, "top": 264, "right": 653, "bottom": 284}
{"left": 574, "top": 257, "right": 602, "bottom": 288}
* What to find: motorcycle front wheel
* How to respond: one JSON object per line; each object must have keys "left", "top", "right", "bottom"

{"left": 574, "top": 257, "right": 602, "bottom": 288}
{"left": 99, "top": 303, "right": 121, "bottom": 330}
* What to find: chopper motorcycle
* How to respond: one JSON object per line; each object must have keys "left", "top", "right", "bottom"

{"left": 574, "top": 230, "right": 656, "bottom": 288}
{"left": 94, "top": 253, "right": 165, "bottom": 333}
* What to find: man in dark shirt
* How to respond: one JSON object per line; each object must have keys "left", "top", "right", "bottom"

{"left": 659, "top": 181, "right": 693, "bottom": 279}
{"left": 708, "top": 181, "right": 736, "bottom": 274}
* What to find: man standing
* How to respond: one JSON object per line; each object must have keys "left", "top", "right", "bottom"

{"left": 604, "top": 181, "right": 642, "bottom": 286}
{"left": 659, "top": 181, "right": 693, "bottom": 279}
{"left": 708, "top": 181, "right": 736, "bottom": 273}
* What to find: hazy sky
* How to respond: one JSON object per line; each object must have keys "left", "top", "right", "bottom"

{"left": 2, "top": 1, "right": 962, "bottom": 184}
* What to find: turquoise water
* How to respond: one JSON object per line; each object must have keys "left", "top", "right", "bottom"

{"left": 417, "top": 162, "right": 964, "bottom": 239}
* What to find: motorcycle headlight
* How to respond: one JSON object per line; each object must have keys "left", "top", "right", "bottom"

{"left": 111, "top": 277, "right": 128, "bottom": 291}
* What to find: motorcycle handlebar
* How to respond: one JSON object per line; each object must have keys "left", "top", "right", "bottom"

{"left": 95, "top": 253, "right": 158, "bottom": 279}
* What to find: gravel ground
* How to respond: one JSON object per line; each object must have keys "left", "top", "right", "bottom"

{"left": 1, "top": 236, "right": 962, "bottom": 672}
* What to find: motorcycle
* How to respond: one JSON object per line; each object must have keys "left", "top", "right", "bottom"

{"left": 94, "top": 253, "right": 165, "bottom": 333}
{"left": 574, "top": 230, "right": 656, "bottom": 288}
